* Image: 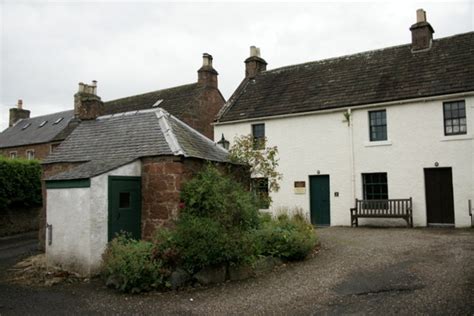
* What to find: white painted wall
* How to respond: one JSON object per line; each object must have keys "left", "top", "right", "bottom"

{"left": 46, "top": 160, "right": 142, "bottom": 276}
{"left": 215, "top": 95, "right": 474, "bottom": 227}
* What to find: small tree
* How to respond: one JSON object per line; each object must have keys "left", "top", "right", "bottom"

{"left": 228, "top": 134, "right": 282, "bottom": 206}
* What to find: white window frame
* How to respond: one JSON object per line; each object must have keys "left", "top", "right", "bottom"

{"left": 26, "top": 149, "right": 35, "bottom": 160}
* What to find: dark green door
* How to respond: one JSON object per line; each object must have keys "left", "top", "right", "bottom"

{"left": 108, "top": 176, "right": 142, "bottom": 241}
{"left": 309, "top": 175, "right": 330, "bottom": 226}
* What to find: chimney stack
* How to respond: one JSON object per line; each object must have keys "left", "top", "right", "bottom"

{"left": 410, "top": 9, "right": 434, "bottom": 51}
{"left": 197, "top": 53, "right": 218, "bottom": 89}
{"left": 74, "top": 80, "right": 104, "bottom": 120}
{"left": 245, "top": 46, "right": 267, "bottom": 78}
{"left": 9, "top": 99, "right": 30, "bottom": 127}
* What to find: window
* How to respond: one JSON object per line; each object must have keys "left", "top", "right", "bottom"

{"left": 362, "top": 173, "right": 388, "bottom": 200}
{"left": 39, "top": 120, "right": 48, "bottom": 128}
{"left": 26, "top": 150, "right": 35, "bottom": 160}
{"left": 369, "top": 110, "right": 387, "bottom": 141}
{"left": 252, "top": 177, "right": 269, "bottom": 209}
{"left": 21, "top": 123, "right": 31, "bottom": 130}
{"left": 53, "top": 117, "right": 64, "bottom": 125}
{"left": 50, "top": 143, "right": 60, "bottom": 153}
{"left": 444, "top": 101, "right": 467, "bottom": 135}
{"left": 9, "top": 152, "right": 17, "bottom": 159}
{"left": 119, "top": 192, "right": 131, "bottom": 208}
{"left": 252, "top": 123, "right": 265, "bottom": 149}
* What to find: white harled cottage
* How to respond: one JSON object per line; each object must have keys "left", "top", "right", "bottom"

{"left": 215, "top": 10, "right": 474, "bottom": 228}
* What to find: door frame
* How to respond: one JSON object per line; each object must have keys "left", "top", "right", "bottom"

{"left": 108, "top": 175, "right": 142, "bottom": 241}
{"left": 423, "top": 167, "right": 455, "bottom": 226}
{"left": 308, "top": 174, "right": 331, "bottom": 226}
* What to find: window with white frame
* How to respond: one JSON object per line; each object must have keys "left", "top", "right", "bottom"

{"left": 26, "top": 150, "right": 35, "bottom": 160}
{"left": 443, "top": 100, "right": 467, "bottom": 135}
{"left": 368, "top": 110, "right": 387, "bottom": 141}
{"left": 252, "top": 123, "right": 265, "bottom": 150}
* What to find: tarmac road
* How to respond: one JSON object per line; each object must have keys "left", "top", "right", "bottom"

{"left": 0, "top": 227, "right": 473, "bottom": 315}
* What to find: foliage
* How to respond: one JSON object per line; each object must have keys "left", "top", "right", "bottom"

{"left": 228, "top": 134, "right": 283, "bottom": 206}
{"left": 0, "top": 157, "right": 42, "bottom": 211}
{"left": 180, "top": 164, "right": 260, "bottom": 230}
{"left": 101, "top": 235, "right": 168, "bottom": 293}
{"left": 255, "top": 211, "right": 317, "bottom": 261}
{"left": 102, "top": 167, "right": 318, "bottom": 293}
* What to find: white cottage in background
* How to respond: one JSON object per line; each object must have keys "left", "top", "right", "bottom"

{"left": 215, "top": 10, "right": 474, "bottom": 228}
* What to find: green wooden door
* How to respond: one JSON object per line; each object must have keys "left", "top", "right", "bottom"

{"left": 108, "top": 176, "right": 142, "bottom": 241}
{"left": 309, "top": 175, "right": 330, "bottom": 226}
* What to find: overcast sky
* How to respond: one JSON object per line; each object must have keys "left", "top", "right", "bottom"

{"left": 0, "top": 1, "right": 473, "bottom": 130}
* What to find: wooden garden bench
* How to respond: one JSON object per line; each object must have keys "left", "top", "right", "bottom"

{"left": 350, "top": 198, "right": 413, "bottom": 227}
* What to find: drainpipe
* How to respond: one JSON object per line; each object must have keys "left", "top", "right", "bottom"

{"left": 348, "top": 108, "right": 356, "bottom": 202}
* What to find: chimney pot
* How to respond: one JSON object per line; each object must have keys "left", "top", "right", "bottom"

{"left": 17, "top": 99, "right": 23, "bottom": 110}
{"left": 202, "top": 53, "right": 213, "bottom": 67}
{"left": 416, "top": 9, "right": 426, "bottom": 23}
{"left": 250, "top": 46, "right": 258, "bottom": 57}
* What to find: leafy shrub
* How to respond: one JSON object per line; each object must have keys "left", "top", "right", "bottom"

{"left": 0, "top": 157, "right": 42, "bottom": 211}
{"left": 180, "top": 164, "right": 260, "bottom": 230}
{"left": 101, "top": 235, "right": 168, "bottom": 293}
{"left": 256, "top": 212, "right": 317, "bottom": 261}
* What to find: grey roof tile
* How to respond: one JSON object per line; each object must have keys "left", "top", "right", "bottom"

{"left": 0, "top": 110, "right": 74, "bottom": 148}
{"left": 218, "top": 32, "right": 474, "bottom": 122}
{"left": 0, "top": 83, "right": 205, "bottom": 149}
{"left": 44, "top": 108, "right": 229, "bottom": 180}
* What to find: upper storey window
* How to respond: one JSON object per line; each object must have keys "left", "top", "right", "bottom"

{"left": 443, "top": 101, "right": 466, "bottom": 136}
{"left": 369, "top": 110, "right": 387, "bottom": 141}
{"left": 252, "top": 123, "right": 265, "bottom": 149}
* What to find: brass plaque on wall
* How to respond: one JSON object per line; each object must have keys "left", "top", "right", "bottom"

{"left": 294, "top": 181, "right": 306, "bottom": 194}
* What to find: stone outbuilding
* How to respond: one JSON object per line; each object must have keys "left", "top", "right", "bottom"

{"left": 42, "top": 107, "right": 239, "bottom": 275}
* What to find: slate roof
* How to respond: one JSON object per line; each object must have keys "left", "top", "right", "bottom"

{"left": 0, "top": 110, "right": 75, "bottom": 148}
{"left": 0, "top": 83, "right": 205, "bottom": 149}
{"left": 43, "top": 108, "right": 229, "bottom": 180}
{"left": 104, "top": 83, "right": 204, "bottom": 116}
{"left": 217, "top": 32, "right": 474, "bottom": 123}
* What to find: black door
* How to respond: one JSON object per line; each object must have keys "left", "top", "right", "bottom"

{"left": 108, "top": 176, "right": 142, "bottom": 241}
{"left": 424, "top": 168, "right": 455, "bottom": 225}
{"left": 309, "top": 175, "right": 330, "bottom": 226}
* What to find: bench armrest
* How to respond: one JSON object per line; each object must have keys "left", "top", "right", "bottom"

{"left": 350, "top": 208, "right": 357, "bottom": 214}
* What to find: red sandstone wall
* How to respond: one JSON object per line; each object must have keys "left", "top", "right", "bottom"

{"left": 0, "top": 142, "right": 61, "bottom": 161}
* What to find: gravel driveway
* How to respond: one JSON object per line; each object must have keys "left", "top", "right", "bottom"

{"left": 1, "top": 227, "right": 473, "bottom": 315}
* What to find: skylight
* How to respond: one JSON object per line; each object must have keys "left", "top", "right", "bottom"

{"left": 39, "top": 120, "right": 48, "bottom": 127}
{"left": 152, "top": 99, "right": 164, "bottom": 107}
{"left": 53, "top": 117, "right": 64, "bottom": 124}
{"left": 21, "top": 123, "right": 31, "bottom": 130}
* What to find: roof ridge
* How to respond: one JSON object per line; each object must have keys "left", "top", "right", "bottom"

{"left": 104, "top": 82, "right": 199, "bottom": 104}
{"left": 155, "top": 108, "right": 185, "bottom": 156}
{"left": 264, "top": 31, "right": 474, "bottom": 75}
{"left": 97, "top": 107, "right": 161, "bottom": 120}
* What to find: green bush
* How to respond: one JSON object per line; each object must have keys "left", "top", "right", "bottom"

{"left": 0, "top": 157, "right": 42, "bottom": 211}
{"left": 180, "top": 164, "right": 260, "bottom": 230}
{"left": 256, "top": 212, "right": 317, "bottom": 261}
{"left": 101, "top": 235, "right": 168, "bottom": 293}
{"left": 171, "top": 214, "right": 259, "bottom": 272}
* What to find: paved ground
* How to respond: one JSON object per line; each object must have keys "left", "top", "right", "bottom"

{"left": 0, "top": 227, "right": 473, "bottom": 315}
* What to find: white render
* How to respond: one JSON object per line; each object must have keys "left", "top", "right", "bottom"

{"left": 46, "top": 160, "right": 141, "bottom": 275}
{"left": 215, "top": 94, "right": 474, "bottom": 227}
